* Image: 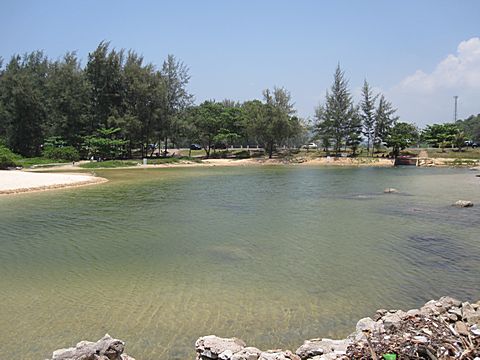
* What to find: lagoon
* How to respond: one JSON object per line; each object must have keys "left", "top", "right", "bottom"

{"left": 0, "top": 166, "right": 479, "bottom": 359}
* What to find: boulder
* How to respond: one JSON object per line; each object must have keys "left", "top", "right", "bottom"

{"left": 453, "top": 200, "right": 474, "bottom": 207}
{"left": 383, "top": 188, "right": 398, "bottom": 193}
{"left": 231, "top": 347, "right": 262, "bottom": 360}
{"left": 196, "top": 336, "right": 246, "bottom": 360}
{"left": 295, "top": 338, "right": 349, "bottom": 360}
{"left": 259, "top": 350, "right": 300, "bottom": 360}
{"left": 49, "top": 334, "right": 135, "bottom": 360}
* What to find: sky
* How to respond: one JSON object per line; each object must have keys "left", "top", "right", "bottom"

{"left": 1, "top": 0, "right": 479, "bottom": 128}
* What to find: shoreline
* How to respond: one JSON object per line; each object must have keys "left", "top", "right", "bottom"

{"left": 0, "top": 170, "right": 108, "bottom": 195}
{"left": 47, "top": 296, "right": 480, "bottom": 360}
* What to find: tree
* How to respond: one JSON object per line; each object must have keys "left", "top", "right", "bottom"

{"left": 317, "top": 65, "right": 355, "bottom": 155}
{"left": 122, "top": 51, "right": 165, "bottom": 157}
{"left": 314, "top": 104, "right": 331, "bottom": 153}
{"left": 160, "top": 54, "right": 193, "bottom": 155}
{"left": 360, "top": 80, "right": 378, "bottom": 156}
{"left": 188, "top": 101, "right": 224, "bottom": 158}
{"left": 345, "top": 105, "right": 363, "bottom": 156}
{"left": 384, "top": 122, "right": 419, "bottom": 157}
{"left": 456, "top": 114, "right": 480, "bottom": 142}
{"left": 253, "top": 87, "right": 299, "bottom": 158}
{"left": 45, "top": 52, "right": 90, "bottom": 149}
{"left": 373, "top": 95, "right": 398, "bottom": 153}
{"left": 83, "top": 127, "right": 128, "bottom": 160}
{"left": 422, "top": 123, "right": 458, "bottom": 150}
{"left": 0, "top": 52, "right": 49, "bottom": 156}
{"left": 85, "top": 41, "right": 126, "bottom": 133}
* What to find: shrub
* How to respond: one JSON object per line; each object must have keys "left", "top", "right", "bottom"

{"left": 43, "top": 146, "right": 80, "bottom": 162}
{"left": 0, "top": 145, "right": 20, "bottom": 169}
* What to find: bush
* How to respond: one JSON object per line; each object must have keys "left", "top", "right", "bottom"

{"left": 43, "top": 146, "right": 80, "bottom": 162}
{"left": 0, "top": 145, "right": 20, "bottom": 169}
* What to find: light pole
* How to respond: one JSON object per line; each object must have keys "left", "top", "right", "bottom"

{"left": 453, "top": 96, "right": 458, "bottom": 122}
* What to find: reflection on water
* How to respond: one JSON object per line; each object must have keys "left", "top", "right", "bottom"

{"left": 0, "top": 166, "right": 479, "bottom": 359}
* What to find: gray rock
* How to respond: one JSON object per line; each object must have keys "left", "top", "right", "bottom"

{"left": 384, "top": 188, "right": 398, "bottom": 193}
{"left": 453, "top": 200, "right": 474, "bottom": 207}
{"left": 259, "top": 350, "right": 300, "bottom": 360}
{"left": 231, "top": 347, "right": 262, "bottom": 360}
{"left": 438, "top": 296, "right": 462, "bottom": 308}
{"left": 196, "top": 336, "right": 246, "bottom": 360}
{"left": 50, "top": 334, "right": 135, "bottom": 360}
{"left": 406, "top": 309, "right": 421, "bottom": 317}
{"left": 383, "top": 312, "right": 403, "bottom": 331}
{"left": 462, "top": 302, "right": 480, "bottom": 325}
{"left": 296, "top": 338, "right": 349, "bottom": 360}
{"left": 356, "top": 317, "right": 376, "bottom": 333}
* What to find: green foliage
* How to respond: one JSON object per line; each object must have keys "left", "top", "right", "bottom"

{"left": 0, "top": 145, "right": 20, "bottom": 169}
{"left": 384, "top": 122, "right": 419, "bottom": 157}
{"left": 360, "top": 80, "right": 378, "bottom": 156}
{"left": 83, "top": 127, "right": 128, "bottom": 159}
{"left": 42, "top": 146, "right": 80, "bottom": 161}
{"left": 456, "top": 114, "right": 480, "bottom": 142}
{"left": 422, "top": 123, "right": 459, "bottom": 149}
{"left": 253, "top": 87, "right": 300, "bottom": 158}
{"left": 315, "top": 65, "right": 358, "bottom": 155}
{"left": 373, "top": 95, "right": 398, "bottom": 152}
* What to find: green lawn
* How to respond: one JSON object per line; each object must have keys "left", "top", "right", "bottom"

{"left": 79, "top": 160, "right": 139, "bottom": 169}
{"left": 16, "top": 157, "right": 70, "bottom": 168}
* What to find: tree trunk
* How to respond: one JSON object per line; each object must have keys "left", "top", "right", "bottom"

{"left": 164, "top": 136, "right": 168, "bottom": 157}
{"left": 268, "top": 142, "right": 273, "bottom": 159}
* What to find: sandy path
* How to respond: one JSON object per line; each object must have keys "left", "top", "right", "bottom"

{"left": 0, "top": 170, "right": 107, "bottom": 195}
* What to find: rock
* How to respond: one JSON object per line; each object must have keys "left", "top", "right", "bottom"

{"left": 231, "top": 347, "right": 262, "bottom": 360}
{"left": 295, "top": 339, "right": 349, "bottom": 360}
{"left": 462, "top": 302, "right": 480, "bottom": 325}
{"left": 196, "top": 336, "right": 246, "bottom": 360}
{"left": 355, "top": 317, "right": 376, "bottom": 333}
{"left": 453, "top": 200, "right": 474, "bottom": 207}
{"left": 446, "top": 313, "right": 458, "bottom": 322}
{"left": 438, "top": 296, "right": 462, "bottom": 308}
{"left": 455, "top": 321, "right": 469, "bottom": 336}
{"left": 448, "top": 307, "right": 462, "bottom": 317}
{"left": 383, "top": 188, "right": 398, "bottom": 193}
{"left": 259, "top": 350, "right": 300, "bottom": 360}
{"left": 382, "top": 312, "right": 403, "bottom": 331}
{"left": 196, "top": 336, "right": 245, "bottom": 360}
{"left": 50, "top": 334, "right": 135, "bottom": 360}
{"left": 406, "top": 309, "right": 421, "bottom": 317}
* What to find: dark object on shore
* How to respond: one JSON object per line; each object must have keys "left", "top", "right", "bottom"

{"left": 453, "top": 200, "right": 474, "bottom": 207}
{"left": 48, "top": 334, "right": 135, "bottom": 360}
{"left": 394, "top": 155, "right": 417, "bottom": 166}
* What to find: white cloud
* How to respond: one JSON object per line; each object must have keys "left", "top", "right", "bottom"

{"left": 388, "top": 37, "right": 480, "bottom": 127}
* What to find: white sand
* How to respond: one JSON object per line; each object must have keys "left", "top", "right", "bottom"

{"left": 0, "top": 170, "right": 107, "bottom": 194}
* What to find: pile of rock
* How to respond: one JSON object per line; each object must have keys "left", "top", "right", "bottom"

{"left": 346, "top": 296, "right": 480, "bottom": 359}
{"left": 47, "top": 334, "right": 135, "bottom": 360}
{"left": 195, "top": 297, "right": 480, "bottom": 360}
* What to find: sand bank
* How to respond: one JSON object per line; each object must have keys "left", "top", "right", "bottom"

{"left": 0, "top": 170, "right": 107, "bottom": 195}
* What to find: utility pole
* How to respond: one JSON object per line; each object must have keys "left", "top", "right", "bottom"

{"left": 453, "top": 96, "right": 458, "bottom": 122}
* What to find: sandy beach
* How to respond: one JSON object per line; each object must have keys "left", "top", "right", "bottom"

{"left": 0, "top": 170, "right": 107, "bottom": 195}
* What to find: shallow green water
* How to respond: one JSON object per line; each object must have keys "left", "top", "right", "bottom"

{"left": 0, "top": 166, "right": 479, "bottom": 359}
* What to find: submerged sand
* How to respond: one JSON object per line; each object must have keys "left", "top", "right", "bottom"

{"left": 0, "top": 170, "right": 107, "bottom": 195}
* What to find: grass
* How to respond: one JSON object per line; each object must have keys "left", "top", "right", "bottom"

{"left": 405, "top": 147, "right": 480, "bottom": 159}
{"left": 16, "top": 157, "right": 70, "bottom": 168}
{"left": 146, "top": 156, "right": 202, "bottom": 164}
{"left": 79, "top": 160, "right": 139, "bottom": 169}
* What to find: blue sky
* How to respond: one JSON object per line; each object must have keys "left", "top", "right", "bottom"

{"left": 1, "top": 0, "right": 479, "bottom": 127}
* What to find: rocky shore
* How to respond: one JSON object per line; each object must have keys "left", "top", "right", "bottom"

{"left": 47, "top": 297, "right": 480, "bottom": 360}
{"left": 195, "top": 297, "right": 480, "bottom": 360}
